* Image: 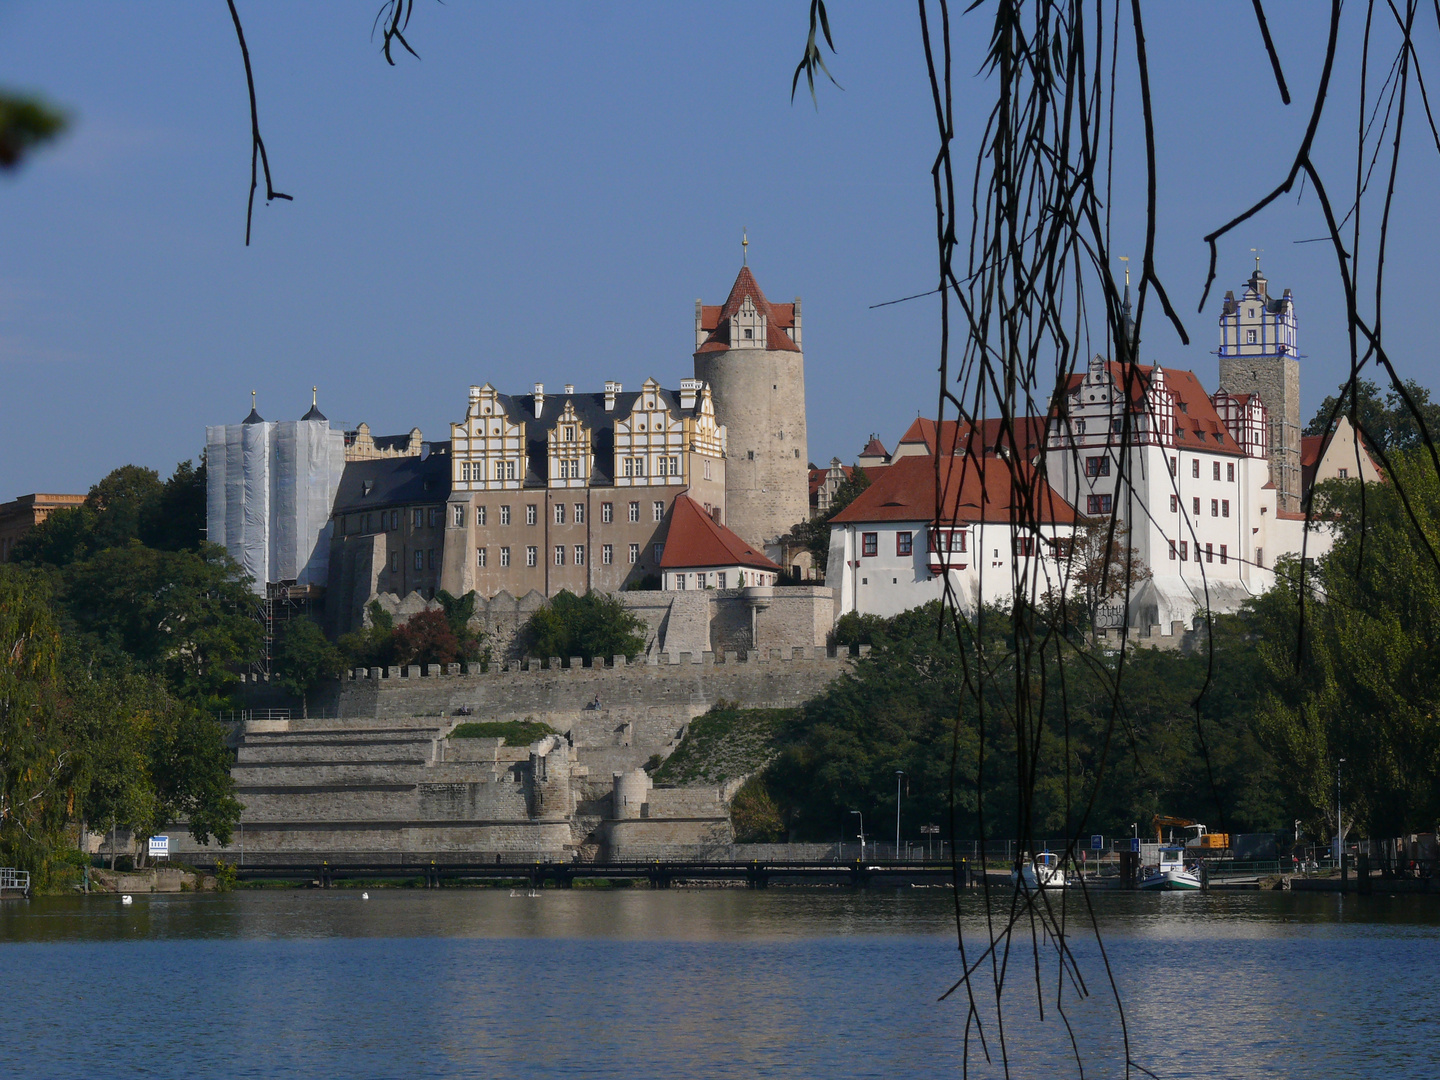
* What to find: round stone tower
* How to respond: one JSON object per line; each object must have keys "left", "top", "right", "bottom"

{"left": 692, "top": 265, "right": 809, "bottom": 555}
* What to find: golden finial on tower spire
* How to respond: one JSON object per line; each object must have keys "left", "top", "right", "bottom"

{"left": 1251, "top": 246, "right": 1262, "bottom": 272}
{"left": 252, "top": 389, "right": 257, "bottom": 409}
{"left": 312, "top": 386, "right": 318, "bottom": 407}
{"left": 1119, "top": 254, "right": 1130, "bottom": 287}
{"left": 742, "top": 226, "right": 748, "bottom": 267}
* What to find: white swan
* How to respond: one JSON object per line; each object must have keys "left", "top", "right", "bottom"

{"left": 121, "top": 895, "right": 133, "bottom": 905}
{"left": 361, "top": 892, "right": 369, "bottom": 900}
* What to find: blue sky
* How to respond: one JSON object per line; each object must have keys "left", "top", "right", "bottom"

{"left": 3, "top": 3, "right": 1436, "bottom": 498}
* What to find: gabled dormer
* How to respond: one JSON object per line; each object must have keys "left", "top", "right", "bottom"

{"left": 547, "top": 399, "right": 592, "bottom": 488}
{"left": 614, "top": 377, "right": 685, "bottom": 486}
{"left": 451, "top": 383, "right": 526, "bottom": 491}
{"left": 682, "top": 383, "right": 726, "bottom": 459}
{"left": 730, "top": 294, "right": 767, "bottom": 349}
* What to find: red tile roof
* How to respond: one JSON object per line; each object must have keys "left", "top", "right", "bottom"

{"left": 659, "top": 495, "right": 781, "bottom": 571}
{"left": 897, "top": 416, "right": 1048, "bottom": 459}
{"left": 1300, "top": 434, "right": 1324, "bottom": 469}
{"left": 830, "top": 454, "right": 1078, "bottom": 527}
{"left": 860, "top": 435, "right": 889, "bottom": 459}
{"left": 1063, "top": 362, "right": 1247, "bottom": 457}
{"left": 695, "top": 266, "right": 800, "bottom": 353}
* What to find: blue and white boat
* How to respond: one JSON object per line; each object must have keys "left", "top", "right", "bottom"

{"left": 1139, "top": 845, "right": 1203, "bottom": 891}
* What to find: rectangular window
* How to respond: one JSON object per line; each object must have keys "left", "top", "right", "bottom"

{"left": 1110, "top": 418, "right": 1124, "bottom": 434}
{"left": 623, "top": 458, "right": 634, "bottom": 478}
{"left": 1220, "top": 544, "right": 1228, "bottom": 565}
{"left": 635, "top": 457, "right": 646, "bottom": 477}
{"left": 1222, "top": 499, "right": 1230, "bottom": 518}
{"left": 703, "top": 460, "right": 712, "bottom": 480}
{"left": 1227, "top": 463, "right": 1235, "bottom": 482}
{"left": 862, "top": 532, "right": 878, "bottom": 557}
{"left": 1048, "top": 538, "right": 1070, "bottom": 559}
{"left": 500, "top": 546, "right": 511, "bottom": 567}
{"left": 602, "top": 544, "right": 613, "bottom": 565}
{"left": 390, "top": 552, "right": 399, "bottom": 572}
{"left": 1192, "top": 460, "right": 1200, "bottom": 478}
{"left": 1012, "top": 536, "right": 1036, "bottom": 557}
{"left": 653, "top": 543, "right": 663, "bottom": 563}
{"left": 1169, "top": 540, "right": 1177, "bottom": 561}
{"left": 1085, "top": 456, "right": 1111, "bottom": 477}
{"left": 452, "top": 504, "right": 464, "bottom": 527}
{"left": 1212, "top": 462, "right": 1221, "bottom": 481}
{"left": 574, "top": 545, "right": 585, "bottom": 566}
{"left": 1211, "top": 499, "right": 1219, "bottom": 517}
{"left": 1255, "top": 547, "right": 1264, "bottom": 568}
{"left": 476, "top": 505, "right": 487, "bottom": 527}
{"left": 500, "top": 505, "right": 511, "bottom": 526}
{"left": 668, "top": 455, "right": 679, "bottom": 477}
{"left": 414, "top": 550, "right": 423, "bottom": 571}
{"left": 1086, "top": 494, "right": 1113, "bottom": 515}
{"left": 574, "top": 503, "right": 584, "bottom": 524}
{"left": 717, "top": 571, "right": 727, "bottom": 589}
{"left": 1169, "top": 456, "right": 1177, "bottom": 476}
{"left": 653, "top": 501, "right": 665, "bottom": 522}
{"left": 629, "top": 543, "right": 639, "bottom": 564}
{"left": 461, "top": 461, "right": 471, "bottom": 483}
{"left": 896, "top": 531, "right": 913, "bottom": 556}
{"left": 602, "top": 502, "right": 613, "bottom": 523}
{"left": 496, "top": 461, "right": 505, "bottom": 481}
{"left": 675, "top": 572, "right": 687, "bottom": 590}
{"left": 1170, "top": 495, "right": 1178, "bottom": 513}
{"left": 526, "top": 504, "right": 538, "bottom": 526}
{"left": 429, "top": 508, "right": 440, "bottom": 528}
{"left": 526, "top": 546, "right": 537, "bottom": 567}
{"left": 628, "top": 501, "right": 640, "bottom": 523}
{"left": 1338, "top": 468, "right": 1349, "bottom": 479}
{"left": 554, "top": 545, "right": 565, "bottom": 566}
{"left": 429, "top": 548, "right": 436, "bottom": 569}
{"left": 1193, "top": 497, "right": 1201, "bottom": 515}
{"left": 476, "top": 547, "right": 487, "bottom": 568}
{"left": 1180, "top": 541, "right": 1188, "bottom": 561}
{"left": 413, "top": 508, "right": 423, "bottom": 529}
{"left": 554, "top": 504, "right": 565, "bottom": 525}
{"left": 1205, "top": 542, "right": 1214, "bottom": 563}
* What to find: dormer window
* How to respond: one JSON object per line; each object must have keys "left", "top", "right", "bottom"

{"left": 563, "top": 426, "right": 575, "bottom": 442}
{"left": 744, "top": 328, "right": 753, "bottom": 339}
{"left": 1247, "top": 330, "right": 1257, "bottom": 344}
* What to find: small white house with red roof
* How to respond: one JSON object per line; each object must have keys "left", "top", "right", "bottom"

{"left": 659, "top": 494, "right": 782, "bottom": 591}
{"left": 827, "top": 454, "right": 1080, "bottom": 618}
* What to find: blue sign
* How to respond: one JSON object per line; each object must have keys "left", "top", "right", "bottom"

{"left": 1091, "top": 834, "right": 1104, "bottom": 850}
{"left": 1129, "top": 837, "right": 1141, "bottom": 853}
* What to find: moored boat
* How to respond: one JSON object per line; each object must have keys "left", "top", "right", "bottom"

{"left": 1139, "top": 845, "right": 1203, "bottom": 891}
{"left": 1011, "top": 850, "right": 1070, "bottom": 890}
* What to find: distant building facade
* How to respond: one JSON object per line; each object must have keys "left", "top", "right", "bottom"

{"left": 0, "top": 492, "right": 86, "bottom": 562}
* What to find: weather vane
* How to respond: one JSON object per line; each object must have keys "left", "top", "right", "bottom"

{"left": 742, "top": 226, "right": 748, "bottom": 267}
{"left": 1119, "top": 254, "right": 1129, "bottom": 286}
{"left": 1251, "top": 246, "right": 1263, "bottom": 271}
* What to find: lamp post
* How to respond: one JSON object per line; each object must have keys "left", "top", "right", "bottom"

{"left": 1336, "top": 758, "right": 1346, "bottom": 866}
{"left": 851, "top": 809, "right": 865, "bottom": 863}
{"left": 895, "top": 770, "right": 905, "bottom": 862}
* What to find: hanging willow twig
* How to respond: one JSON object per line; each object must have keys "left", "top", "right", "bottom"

{"left": 226, "top": 0, "right": 292, "bottom": 246}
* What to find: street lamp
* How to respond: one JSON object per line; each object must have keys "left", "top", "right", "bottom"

{"left": 895, "top": 770, "right": 905, "bottom": 862}
{"left": 851, "top": 809, "right": 866, "bottom": 863}
{"left": 1336, "top": 758, "right": 1346, "bottom": 866}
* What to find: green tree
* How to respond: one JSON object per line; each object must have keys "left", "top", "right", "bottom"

{"left": 1250, "top": 453, "right": 1440, "bottom": 839}
{"left": 435, "top": 590, "right": 487, "bottom": 661}
{"left": 140, "top": 458, "right": 207, "bottom": 552}
{"left": 1305, "top": 376, "right": 1440, "bottom": 452}
{"left": 0, "top": 569, "right": 76, "bottom": 881}
{"left": 59, "top": 542, "right": 261, "bottom": 704}
{"left": 523, "top": 590, "right": 646, "bottom": 661}
{"left": 272, "top": 618, "right": 344, "bottom": 717}
{"left": 338, "top": 600, "right": 396, "bottom": 668}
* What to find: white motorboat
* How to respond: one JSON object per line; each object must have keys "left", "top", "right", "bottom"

{"left": 1011, "top": 850, "right": 1069, "bottom": 890}
{"left": 1139, "top": 846, "right": 1203, "bottom": 891}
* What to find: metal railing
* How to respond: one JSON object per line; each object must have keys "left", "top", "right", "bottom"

{"left": 0, "top": 867, "right": 31, "bottom": 896}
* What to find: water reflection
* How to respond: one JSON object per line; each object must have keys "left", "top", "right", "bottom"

{"left": 2, "top": 889, "right": 1437, "bottom": 1079}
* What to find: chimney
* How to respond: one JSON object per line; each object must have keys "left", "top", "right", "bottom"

{"left": 679, "top": 378, "right": 702, "bottom": 411}
{"left": 563, "top": 384, "right": 574, "bottom": 395}
{"left": 695, "top": 299, "right": 705, "bottom": 350}
{"left": 533, "top": 383, "right": 544, "bottom": 419}
{"left": 604, "top": 381, "right": 622, "bottom": 411}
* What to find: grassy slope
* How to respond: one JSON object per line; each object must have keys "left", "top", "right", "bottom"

{"left": 651, "top": 708, "right": 794, "bottom": 787}
{"left": 449, "top": 720, "right": 556, "bottom": 744}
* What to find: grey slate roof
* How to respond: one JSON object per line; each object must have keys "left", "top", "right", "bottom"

{"left": 332, "top": 450, "right": 452, "bottom": 515}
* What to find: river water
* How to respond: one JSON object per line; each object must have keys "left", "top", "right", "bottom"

{"left": 2, "top": 887, "right": 1436, "bottom": 1079}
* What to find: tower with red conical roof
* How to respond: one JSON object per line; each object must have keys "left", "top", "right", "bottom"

{"left": 692, "top": 264, "right": 809, "bottom": 557}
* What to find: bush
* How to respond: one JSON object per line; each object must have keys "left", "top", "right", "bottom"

{"left": 731, "top": 777, "right": 786, "bottom": 842}
{"left": 523, "top": 590, "right": 646, "bottom": 660}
